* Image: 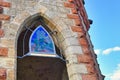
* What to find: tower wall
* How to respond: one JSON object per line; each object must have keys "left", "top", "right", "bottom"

{"left": 0, "top": 0, "right": 104, "bottom": 80}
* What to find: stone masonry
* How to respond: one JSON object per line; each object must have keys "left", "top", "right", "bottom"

{"left": 0, "top": 0, "right": 104, "bottom": 80}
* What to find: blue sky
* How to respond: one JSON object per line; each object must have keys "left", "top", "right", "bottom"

{"left": 85, "top": 0, "right": 120, "bottom": 80}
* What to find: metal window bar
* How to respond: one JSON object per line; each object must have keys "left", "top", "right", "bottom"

{"left": 18, "top": 21, "right": 38, "bottom": 58}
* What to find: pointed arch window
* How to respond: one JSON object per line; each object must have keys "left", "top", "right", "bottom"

{"left": 28, "top": 25, "right": 56, "bottom": 57}
{"left": 17, "top": 24, "right": 61, "bottom": 58}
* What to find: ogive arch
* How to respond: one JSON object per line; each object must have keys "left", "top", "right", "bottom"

{"left": 14, "top": 11, "right": 71, "bottom": 80}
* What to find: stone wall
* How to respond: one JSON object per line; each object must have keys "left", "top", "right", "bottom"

{"left": 0, "top": 0, "right": 104, "bottom": 80}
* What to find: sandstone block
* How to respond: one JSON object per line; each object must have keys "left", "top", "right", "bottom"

{"left": 67, "top": 64, "right": 88, "bottom": 76}
{"left": 64, "top": 46, "right": 83, "bottom": 56}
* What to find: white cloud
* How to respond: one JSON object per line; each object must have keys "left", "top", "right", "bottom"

{"left": 103, "top": 48, "right": 113, "bottom": 55}
{"left": 113, "top": 47, "right": 120, "bottom": 51}
{"left": 102, "top": 46, "right": 120, "bottom": 55}
{"left": 94, "top": 49, "right": 101, "bottom": 55}
{"left": 110, "top": 64, "right": 120, "bottom": 80}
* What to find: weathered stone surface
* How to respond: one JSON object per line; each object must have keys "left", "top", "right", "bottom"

{"left": 35, "top": 5, "right": 47, "bottom": 14}
{"left": 3, "top": 23, "right": 18, "bottom": 38}
{"left": 70, "top": 74, "right": 82, "bottom": 80}
{"left": 67, "top": 64, "right": 88, "bottom": 76}
{"left": 0, "top": 58, "right": 14, "bottom": 68}
{"left": 0, "top": 38, "right": 15, "bottom": 48}
{"left": 66, "top": 54, "right": 78, "bottom": 64}
{"left": 64, "top": 46, "right": 83, "bottom": 56}
{"left": 13, "top": 11, "right": 31, "bottom": 25}
{"left": 7, "top": 69, "right": 15, "bottom": 80}
{"left": 61, "top": 37, "right": 80, "bottom": 50}
{"left": 60, "top": 28, "right": 74, "bottom": 39}
{"left": 8, "top": 48, "right": 15, "bottom": 58}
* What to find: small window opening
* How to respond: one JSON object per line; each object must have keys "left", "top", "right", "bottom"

{"left": 17, "top": 20, "right": 65, "bottom": 61}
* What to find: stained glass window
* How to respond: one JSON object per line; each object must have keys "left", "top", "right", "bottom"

{"left": 28, "top": 25, "right": 57, "bottom": 57}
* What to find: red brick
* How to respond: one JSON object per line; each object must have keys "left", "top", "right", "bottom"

{"left": 80, "top": 9, "right": 85, "bottom": 18}
{"left": 68, "top": 0, "right": 74, "bottom": 3}
{"left": 67, "top": 14, "right": 79, "bottom": 19}
{"left": 81, "top": 45, "right": 91, "bottom": 54}
{"left": 0, "top": 21, "right": 2, "bottom": 28}
{"left": 0, "top": 7, "right": 3, "bottom": 13}
{"left": 0, "top": 47, "right": 8, "bottom": 56}
{"left": 82, "top": 74, "right": 98, "bottom": 80}
{"left": 0, "top": 29, "right": 4, "bottom": 37}
{"left": 0, "top": 1, "right": 11, "bottom": 7}
{"left": 64, "top": 2, "right": 75, "bottom": 8}
{"left": 79, "top": 36, "right": 88, "bottom": 46}
{"left": 71, "top": 26, "right": 83, "bottom": 32}
{"left": 86, "top": 63, "right": 96, "bottom": 74}
{"left": 77, "top": 54, "right": 93, "bottom": 63}
{"left": 74, "top": 19, "right": 82, "bottom": 26}
{"left": 77, "top": 32, "right": 85, "bottom": 38}
{"left": 84, "top": 19, "right": 90, "bottom": 31}
{"left": 0, "top": 14, "right": 10, "bottom": 20}
{"left": 0, "top": 68, "right": 6, "bottom": 80}
{"left": 71, "top": 8, "right": 77, "bottom": 14}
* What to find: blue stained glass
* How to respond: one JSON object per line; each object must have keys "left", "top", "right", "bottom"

{"left": 29, "top": 25, "right": 56, "bottom": 55}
